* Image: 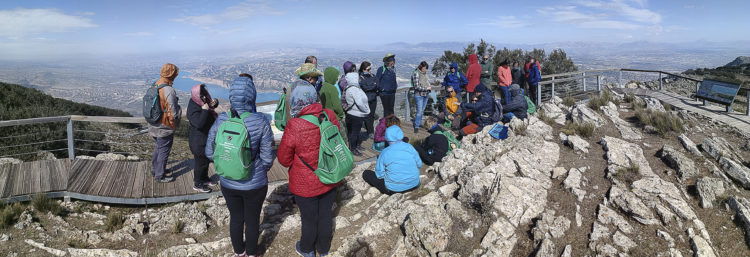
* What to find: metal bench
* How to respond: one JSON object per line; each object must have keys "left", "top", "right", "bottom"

{"left": 695, "top": 79, "right": 741, "bottom": 113}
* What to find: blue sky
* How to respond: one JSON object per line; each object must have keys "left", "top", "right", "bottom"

{"left": 0, "top": 0, "right": 748, "bottom": 60}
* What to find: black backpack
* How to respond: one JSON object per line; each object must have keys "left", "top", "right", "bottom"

{"left": 143, "top": 83, "right": 167, "bottom": 124}
{"left": 491, "top": 99, "right": 503, "bottom": 123}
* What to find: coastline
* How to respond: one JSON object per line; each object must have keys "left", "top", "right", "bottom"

{"left": 183, "top": 76, "right": 227, "bottom": 89}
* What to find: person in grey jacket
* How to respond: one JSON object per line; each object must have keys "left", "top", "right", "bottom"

{"left": 148, "top": 63, "right": 182, "bottom": 183}
{"left": 344, "top": 63, "right": 370, "bottom": 156}
{"left": 205, "top": 74, "right": 273, "bottom": 257}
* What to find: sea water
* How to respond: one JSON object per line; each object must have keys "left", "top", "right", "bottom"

{"left": 170, "top": 71, "right": 279, "bottom": 103}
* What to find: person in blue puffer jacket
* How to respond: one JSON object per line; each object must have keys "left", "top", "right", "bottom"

{"left": 205, "top": 74, "right": 273, "bottom": 257}
{"left": 442, "top": 62, "right": 468, "bottom": 95}
{"left": 363, "top": 125, "right": 421, "bottom": 194}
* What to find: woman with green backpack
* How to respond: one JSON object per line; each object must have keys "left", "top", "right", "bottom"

{"left": 278, "top": 63, "right": 343, "bottom": 257}
{"left": 205, "top": 74, "right": 274, "bottom": 257}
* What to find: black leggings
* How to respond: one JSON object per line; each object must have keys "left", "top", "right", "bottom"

{"left": 222, "top": 185, "right": 268, "bottom": 255}
{"left": 362, "top": 170, "right": 418, "bottom": 195}
{"left": 380, "top": 93, "right": 396, "bottom": 117}
{"left": 190, "top": 144, "right": 210, "bottom": 186}
{"left": 345, "top": 114, "right": 365, "bottom": 149}
{"left": 295, "top": 187, "right": 337, "bottom": 254}
{"left": 364, "top": 97, "right": 378, "bottom": 134}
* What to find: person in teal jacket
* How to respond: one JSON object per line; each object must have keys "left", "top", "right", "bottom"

{"left": 363, "top": 126, "right": 422, "bottom": 194}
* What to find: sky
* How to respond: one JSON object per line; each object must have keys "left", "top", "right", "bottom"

{"left": 0, "top": 0, "right": 748, "bottom": 60}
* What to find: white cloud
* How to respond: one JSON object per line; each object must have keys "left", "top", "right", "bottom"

{"left": 124, "top": 31, "right": 154, "bottom": 37}
{"left": 476, "top": 16, "right": 529, "bottom": 28}
{"left": 538, "top": 0, "right": 662, "bottom": 32}
{"left": 0, "top": 8, "right": 97, "bottom": 38}
{"left": 171, "top": 0, "right": 282, "bottom": 27}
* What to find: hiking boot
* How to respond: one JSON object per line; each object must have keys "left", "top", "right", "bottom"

{"left": 155, "top": 176, "right": 175, "bottom": 183}
{"left": 351, "top": 149, "right": 363, "bottom": 157}
{"left": 193, "top": 185, "right": 211, "bottom": 193}
{"left": 295, "top": 241, "right": 315, "bottom": 257}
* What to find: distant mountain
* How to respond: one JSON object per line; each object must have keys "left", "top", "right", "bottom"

{"left": 725, "top": 56, "right": 750, "bottom": 67}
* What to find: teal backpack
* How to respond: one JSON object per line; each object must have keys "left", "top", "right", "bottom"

{"left": 525, "top": 95, "right": 536, "bottom": 114}
{"left": 214, "top": 112, "right": 254, "bottom": 180}
{"left": 299, "top": 112, "right": 354, "bottom": 184}
{"left": 435, "top": 130, "right": 461, "bottom": 155}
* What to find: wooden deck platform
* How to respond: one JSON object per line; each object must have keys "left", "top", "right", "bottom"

{"left": 618, "top": 88, "right": 750, "bottom": 132}
{"left": 0, "top": 124, "right": 429, "bottom": 204}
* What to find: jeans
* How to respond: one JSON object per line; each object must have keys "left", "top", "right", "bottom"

{"left": 222, "top": 185, "right": 268, "bottom": 255}
{"left": 346, "top": 114, "right": 365, "bottom": 149}
{"left": 500, "top": 86, "right": 511, "bottom": 105}
{"left": 380, "top": 93, "right": 395, "bottom": 117}
{"left": 295, "top": 187, "right": 337, "bottom": 254}
{"left": 413, "top": 95, "right": 428, "bottom": 128}
{"left": 151, "top": 134, "right": 174, "bottom": 179}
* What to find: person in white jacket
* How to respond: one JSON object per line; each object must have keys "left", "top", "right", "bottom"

{"left": 343, "top": 62, "right": 370, "bottom": 156}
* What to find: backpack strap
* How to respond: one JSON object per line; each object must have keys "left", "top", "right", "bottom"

{"left": 297, "top": 112, "right": 332, "bottom": 172}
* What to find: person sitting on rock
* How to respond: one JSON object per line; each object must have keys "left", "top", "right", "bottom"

{"left": 363, "top": 125, "right": 422, "bottom": 194}
{"left": 413, "top": 116, "right": 450, "bottom": 165}
{"left": 437, "top": 86, "right": 461, "bottom": 129}
{"left": 457, "top": 83, "right": 495, "bottom": 136}
{"left": 502, "top": 84, "right": 529, "bottom": 122}
{"left": 373, "top": 114, "right": 409, "bottom": 152}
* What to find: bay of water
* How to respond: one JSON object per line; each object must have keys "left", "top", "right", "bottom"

{"left": 170, "top": 71, "right": 279, "bottom": 103}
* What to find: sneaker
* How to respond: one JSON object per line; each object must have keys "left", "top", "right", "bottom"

{"left": 155, "top": 176, "right": 175, "bottom": 183}
{"left": 234, "top": 252, "right": 247, "bottom": 257}
{"left": 193, "top": 185, "right": 211, "bottom": 193}
{"left": 295, "top": 241, "right": 315, "bottom": 257}
{"left": 202, "top": 180, "right": 217, "bottom": 187}
{"left": 356, "top": 146, "right": 365, "bottom": 152}
{"left": 350, "top": 149, "right": 363, "bottom": 157}
{"left": 318, "top": 253, "right": 328, "bottom": 257}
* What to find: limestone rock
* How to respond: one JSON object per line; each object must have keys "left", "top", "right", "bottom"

{"left": 24, "top": 239, "right": 65, "bottom": 256}
{"left": 526, "top": 115, "right": 555, "bottom": 141}
{"left": 539, "top": 102, "right": 566, "bottom": 125}
{"left": 551, "top": 167, "right": 567, "bottom": 179}
{"left": 562, "top": 134, "right": 590, "bottom": 154}
{"left": 569, "top": 103, "right": 606, "bottom": 127}
{"left": 729, "top": 196, "right": 750, "bottom": 248}
{"left": 601, "top": 136, "right": 655, "bottom": 177}
{"left": 279, "top": 213, "right": 301, "bottom": 232}
{"left": 659, "top": 144, "right": 697, "bottom": 179}
{"left": 645, "top": 97, "right": 666, "bottom": 112}
{"left": 688, "top": 228, "right": 717, "bottom": 257}
{"left": 157, "top": 237, "right": 231, "bottom": 257}
{"left": 95, "top": 153, "right": 128, "bottom": 161}
{"left": 403, "top": 205, "right": 453, "bottom": 257}
{"left": 678, "top": 134, "right": 702, "bottom": 156}
{"left": 335, "top": 216, "right": 351, "bottom": 230}
{"left": 480, "top": 216, "right": 517, "bottom": 257}
{"left": 719, "top": 157, "right": 750, "bottom": 189}
{"left": 613, "top": 231, "right": 636, "bottom": 251}
{"left": 360, "top": 218, "right": 391, "bottom": 237}
{"left": 703, "top": 137, "right": 741, "bottom": 161}
{"left": 696, "top": 177, "right": 725, "bottom": 208}
{"left": 609, "top": 184, "right": 659, "bottom": 225}
{"left": 67, "top": 248, "right": 138, "bottom": 257}
{"left": 36, "top": 151, "right": 57, "bottom": 160}
{"left": 493, "top": 176, "right": 548, "bottom": 227}
{"left": 436, "top": 148, "right": 474, "bottom": 182}
{"left": 596, "top": 204, "right": 633, "bottom": 234}
{"left": 531, "top": 210, "right": 571, "bottom": 242}
{"left": 438, "top": 183, "right": 458, "bottom": 198}
{"left": 146, "top": 202, "right": 208, "bottom": 235}
{"left": 0, "top": 158, "right": 22, "bottom": 165}
{"left": 563, "top": 167, "right": 587, "bottom": 202}
{"left": 589, "top": 222, "right": 610, "bottom": 243}
{"left": 535, "top": 238, "right": 555, "bottom": 257}
{"left": 561, "top": 245, "right": 572, "bottom": 257}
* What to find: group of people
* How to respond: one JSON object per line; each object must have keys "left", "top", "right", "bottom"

{"left": 143, "top": 52, "right": 540, "bottom": 256}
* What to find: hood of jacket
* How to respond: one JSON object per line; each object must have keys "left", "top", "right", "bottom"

{"left": 385, "top": 125, "right": 404, "bottom": 143}
{"left": 345, "top": 72, "right": 360, "bottom": 87}
{"left": 450, "top": 62, "right": 458, "bottom": 71}
{"left": 229, "top": 76, "right": 256, "bottom": 113}
{"left": 510, "top": 84, "right": 522, "bottom": 97}
{"left": 190, "top": 84, "right": 215, "bottom": 107}
{"left": 469, "top": 54, "right": 478, "bottom": 65}
{"left": 324, "top": 67, "right": 339, "bottom": 85}
{"left": 474, "top": 83, "right": 490, "bottom": 95}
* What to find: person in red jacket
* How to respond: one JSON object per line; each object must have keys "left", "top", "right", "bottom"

{"left": 277, "top": 65, "right": 340, "bottom": 257}
{"left": 465, "top": 53, "right": 482, "bottom": 98}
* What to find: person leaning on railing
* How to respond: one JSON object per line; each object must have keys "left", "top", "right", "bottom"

{"left": 148, "top": 63, "right": 182, "bottom": 183}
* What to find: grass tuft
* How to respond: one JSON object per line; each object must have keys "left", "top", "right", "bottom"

{"left": 171, "top": 220, "right": 185, "bottom": 234}
{"left": 615, "top": 163, "right": 640, "bottom": 176}
{"left": 105, "top": 212, "right": 123, "bottom": 232}
{"left": 634, "top": 105, "right": 683, "bottom": 137}
{"left": 67, "top": 239, "right": 89, "bottom": 248}
{"left": 562, "top": 96, "right": 576, "bottom": 107}
{"left": 562, "top": 121, "right": 595, "bottom": 138}
{"left": 31, "top": 194, "right": 62, "bottom": 216}
{"left": 0, "top": 203, "right": 25, "bottom": 228}
{"left": 538, "top": 109, "right": 555, "bottom": 125}
{"left": 514, "top": 124, "right": 527, "bottom": 136}
{"left": 624, "top": 93, "right": 637, "bottom": 103}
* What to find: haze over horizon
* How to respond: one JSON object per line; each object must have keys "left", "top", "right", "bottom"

{"left": 1, "top": 0, "right": 749, "bottom": 60}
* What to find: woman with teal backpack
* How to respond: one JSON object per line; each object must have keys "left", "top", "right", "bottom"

{"left": 205, "top": 74, "right": 274, "bottom": 257}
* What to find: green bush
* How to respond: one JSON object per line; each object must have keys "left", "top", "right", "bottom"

{"left": 562, "top": 96, "right": 576, "bottom": 107}
{"left": 635, "top": 107, "right": 684, "bottom": 137}
{"left": 0, "top": 203, "right": 25, "bottom": 228}
{"left": 171, "top": 220, "right": 185, "bottom": 234}
{"left": 562, "top": 122, "right": 595, "bottom": 138}
{"left": 31, "top": 194, "right": 62, "bottom": 216}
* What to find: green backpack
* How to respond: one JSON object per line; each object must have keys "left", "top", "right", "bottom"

{"left": 274, "top": 88, "right": 287, "bottom": 131}
{"left": 214, "top": 112, "right": 254, "bottom": 180}
{"left": 525, "top": 95, "right": 536, "bottom": 114}
{"left": 434, "top": 130, "right": 461, "bottom": 155}
{"left": 299, "top": 112, "right": 354, "bottom": 184}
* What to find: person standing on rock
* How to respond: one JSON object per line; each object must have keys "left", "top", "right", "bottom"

{"left": 363, "top": 126, "right": 421, "bottom": 194}
{"left": 497, "top": 60, "right": 512, "bottom": 104}
{"left": 187, "top": 83, "right": 219, "bottom": 193}
{"left": 149, "top": 63, "right": 182, "bottom": 183}
{"left": 526, "top": 57, "right": 542, "bottom": 105}
{"left": 277, "top": 63, "right": 341, "bottom": 257}
{"left": 511, "top": 61, "right": 524, "bottom": 92}
{"left": 359, "top": 61, "right": 378, "bottom": 139}
{"left": 376, "top": 53, "right": 397, "bottom": 117}
{"left": 411, "top": 61, "right": 431, "bottom": 134}
{"left": 205, "top": 74, "right": 274, "bottom": 257}
{"left": 344, "top": 62, "right": 370, "bottom": 157}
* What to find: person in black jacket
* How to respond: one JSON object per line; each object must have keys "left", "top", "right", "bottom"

{"left": 503, "top": 84, "right": 528, "bottom": 121}
{"left": 414, "top": 116, "right": 450, "bottom": 165}
{"left": 187, "top": 84, "right": 219, "bottom": 193}
{"left": 359, "top": 61, "right": 378, "bottom": 138}
{"left": 511, "top": 61, "right": 524, "bottom": 89}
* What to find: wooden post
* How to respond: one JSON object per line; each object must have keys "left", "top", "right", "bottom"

{"left": 551, "top": 76, "right": 555, "bottom": 98}
{"left": 66, "top": 119, "right": 75, "bottom": 160}
{"left": 537, "top": 83, "right": 542, "bottom": 104}
{"left": 597, "top": 75, "right": 601, "bottom": 92}
{"left": 618, "top": 70, "right": 623, "bottom": 88}
{"left": 658, "top": 72, "right": 663, "bottom": 91}
{"left": 582, "top": 72, "right": 587, "bottom": 91}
